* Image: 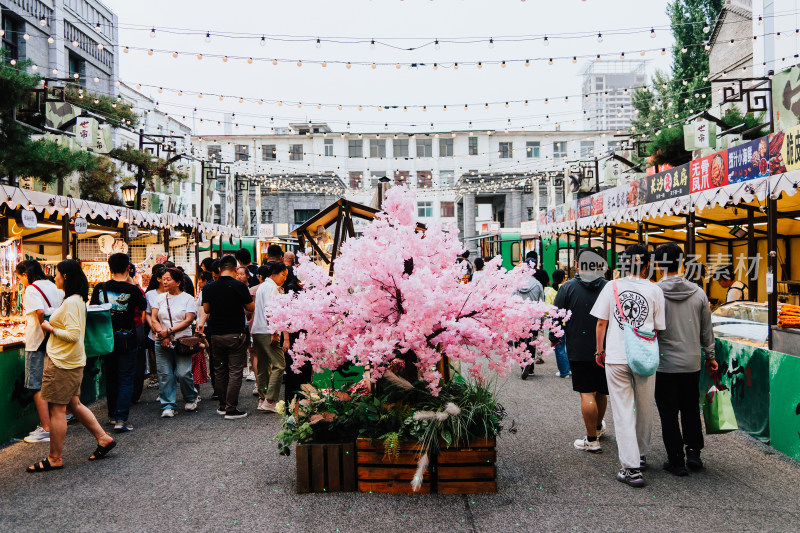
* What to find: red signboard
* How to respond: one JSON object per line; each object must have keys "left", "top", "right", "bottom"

{"left": 690, "top": 150, "right": 728, "bottom": 193}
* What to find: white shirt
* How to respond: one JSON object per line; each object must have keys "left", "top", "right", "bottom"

{"left": 250, "top": 278, "right": 279, "bottom": 335}
{"left": 152, "top": 291, "right": 197, "bottom": 339}
{"left": 726, "top": 281, "right": 749, "bottom": 302}
{"left": 23, "top": 280, "right": 64, "bottom": 352}
{"left": 590, "top": 276, "right": 666, "bottom": 365}
{"left": 145, "top": 289, "right": 165, "bottom": 340}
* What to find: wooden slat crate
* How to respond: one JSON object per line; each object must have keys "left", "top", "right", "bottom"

{"left": 295, "top": 442, "right": 356, "bottom": 493}
{"left": 356, "top": 437, "right": 496, "bottom": 494}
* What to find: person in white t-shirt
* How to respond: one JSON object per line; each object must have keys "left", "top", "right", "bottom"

{"left": 250, "top": 262, "right": 289, "bottom": 413}
{"left": 15, "top": 260, "right": 64, "bottom": 443}
{"left": 591, "top": 244, "right": 665, "bottom": 488}
{"left": 150, "top": 267, "right": 199, "bottom": 418}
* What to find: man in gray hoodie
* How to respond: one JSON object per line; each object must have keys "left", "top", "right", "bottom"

{"left": 653, "top": 244, "right": 719, "bottom": 476}
{"left": 516, "top": 252, "right": 544, "bottom": 379}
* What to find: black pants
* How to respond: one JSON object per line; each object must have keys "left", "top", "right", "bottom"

{"left": 655, "top": 371, "right": 704, "bottom": 464}
{"left": 210, "top": 333, "right": 249, "bottom": 412}
{"left": 131, "top": 325, "right": 147, "bottom": 404}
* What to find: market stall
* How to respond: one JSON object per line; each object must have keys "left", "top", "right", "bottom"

{"left": 537, "top": 132, "right": 800, "bottom": 461}
{"left": 0, "top": 185, "right": 240, "bottom": 444}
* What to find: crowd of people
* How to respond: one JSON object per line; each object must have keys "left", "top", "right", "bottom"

{"left": 16, "top": 245, "right": 309, "bottom": 473}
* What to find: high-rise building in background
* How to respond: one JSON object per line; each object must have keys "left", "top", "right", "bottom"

{"left": 582, "top": 60, "right": 647, "bottom": 132}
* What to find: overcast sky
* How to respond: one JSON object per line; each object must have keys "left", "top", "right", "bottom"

{"left": 103, "top": 0, "right": 675, "bottom": 136}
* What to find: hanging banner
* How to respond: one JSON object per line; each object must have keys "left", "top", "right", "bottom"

{"left": 603, "top": 184, "right": 627, "bottom": 213}
{"left": 72, "top": 217, "right": 88, "bottom": 234}
{"left": 646, "top": 162, "right": 690, "bottom": 203}
{"left": 728, "top": 137, "right": 770, "bottom": 183}
{"left": 626, "top": 177, "right": 647, "bottom": 207}
{"left": 555, "top": 203, "right": 566, "bottom": 223}
{"left": 578, "top": 197, "right": 592, "bottom": 218}
{"left": 224, "top": 175, "right": 236, "bottom": 227}
{"left": 779, "top": 124, "right": 800, "bottom": 172}
{"left": 567, "top": 200, "right": 578, "bottom": 222}
{"left": 254, "top": 181, "right": 262, "bottom": 235}
{"left": 591, "top": 193, "right": 604, "bottom": 216}
{"left": 75, "top": 118, "right": 97, "bottom": 147}
{"left": 95, "top": 124, "right": 113, "bottom": 154}
{"left": 690, "top": 150, "right": 728, "bottom": 193}
{"left": 772, "top": 65, "right": 800, "bottom": 132}
{"left": 769, "top": 130, "right": 788, "bottom": 174}
{"left": 520, "top": 219, "right": 538, "bottom": 237}
{"left": 241, "top": 181, "right": 251, "bottom": 236}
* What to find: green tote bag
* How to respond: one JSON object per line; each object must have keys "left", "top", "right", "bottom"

{"left": 84, "top": 305, "right": 114, "bottom": 358}
{"left": 702, "top": 373, "right": 739, "bottom": 434}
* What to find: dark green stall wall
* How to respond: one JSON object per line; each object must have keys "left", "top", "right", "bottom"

{"left": 0, "top": 348, "right": 106, "bottom": 446}
{"left": 198, "top": 237, "right": 257, "bottom": 258}
{"left": 769, "top": 352, "right": 800, "bottom": 462}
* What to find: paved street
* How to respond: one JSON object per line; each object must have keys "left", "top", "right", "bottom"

{"left": 2, "top": 358, "right": 799, "bottom": 533}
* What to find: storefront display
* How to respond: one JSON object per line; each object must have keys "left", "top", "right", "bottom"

{"left": 711, "top": 301, "right": 775, "bottom": 348}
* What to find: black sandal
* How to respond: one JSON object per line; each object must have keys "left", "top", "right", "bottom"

{"left": 88, "top": 438, "right": 116, "bottom": 461}
{"left": 26, "top": 458, "right": 63, "bottom": 473}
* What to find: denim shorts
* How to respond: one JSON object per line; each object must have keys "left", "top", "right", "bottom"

{"left": 24, "top": 350, "right": 46, "bottom": 390}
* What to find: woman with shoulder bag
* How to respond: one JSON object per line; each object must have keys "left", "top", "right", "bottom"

{"left": 151, "top": 268, "right": 200, "bottom": 418}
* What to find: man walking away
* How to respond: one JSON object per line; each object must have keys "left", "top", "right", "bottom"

{"left": 592, "top": 244, "right": 665, "bottom": 487}
{"left": 516, "top": 252, "right": 544, "bottom": 379}
{"left": 202, "top": 255, "right": 255, "bottom": 419}
{"left": 654, "top": 244, "right": 718, "bottom": 476}
{"left": 550, "top": 247, "right": 608, "bottom": 453}
{"left": 90, "top": 253, "right": 146, "bottom": 433}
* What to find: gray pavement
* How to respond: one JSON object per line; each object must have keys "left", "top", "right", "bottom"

{"left": 1, "top": 358, "right": 799, "bottom": 533}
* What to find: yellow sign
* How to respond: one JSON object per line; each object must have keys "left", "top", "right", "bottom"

{"left": 779, "top": 124, "right": 800, "bottom": 172}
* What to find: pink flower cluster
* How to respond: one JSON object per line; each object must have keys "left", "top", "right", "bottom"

{"left": 267, "top": 187, "right": 567, "bottom": 394}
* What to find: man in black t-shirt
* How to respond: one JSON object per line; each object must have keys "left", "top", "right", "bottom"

{"left": 90, "top": 253, "right": 147, "bottom": 432}
{"left": 203, "top": 254, "right": 255, "bottom": 419}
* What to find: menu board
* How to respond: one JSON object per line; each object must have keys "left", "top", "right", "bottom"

{"left": 647, "top": 163, "right": 690, "bottom": 203}
{"left": 591, "top": 193, "right": 604, "bottom": 215}
{"left": 728, "top": 137, "right": 769, "bottom": 183}
{"left": 690, "top": 150, "right": 728, "bottom": 193}
{"left": 578, "top": 197, "right": 592, "bottom": 218}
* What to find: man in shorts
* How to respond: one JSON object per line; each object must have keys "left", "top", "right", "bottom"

{"left": 550, "top": 247, "right": 609, "bottom": 453}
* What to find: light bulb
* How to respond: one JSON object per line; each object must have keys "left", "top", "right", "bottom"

{"left": 346, "top": 62, "right": 351, "bottom": 69}
{"left": 197, "top": 53, "right": 203, "bottom": 60}
{"left": 434, "top": 39, "right": 440, "bottom": 50}
{"left": 172, "top": 51, "right": 178, "bottom": 58}
{"left": 371, "top": 63, "right": 377, "bottom": 69}
{"left": 681, "top": 46, "right": 687, "bottom": 53}
{"left": 454, "top": 62, "right": 459, "bottom": 69}
{"left": 370, "top": 39, "right": 375, "bottom": 50}
{"left": 501, "top": 61, "right": 506, "bottom": 68}
{"left": 322, "top": 61, "right": 327, "bottom": 67}
{"left": 219, "top": 95, "right": 224, "bottom": 101}
{"left": 97, "top": 43, "right": 104, "bottom": 50}
{"left": 222, "top": 56, "right": 228, "bottom": 62}
{"left": 596, "top": 54, "right": 601, "bottom": 61}
{"left": 525, "top": 59, "right": 530, "bottom": 67}
{"left": 73, "top": 73, "right": 79, "bottom": 79}
{"left": 597, "top": 33, "right": 603, "bottom": 43}
{"left": 543, "top": 35, "right": 549, "bottom": 46}
{"left": 40, "top": 17, "right": 47, "bottom": 26}
{"left": 72, "top": 40, "right": 79, "bottom": 47}
{"left": 433, "top": 63, "right": 438, "bottom": 70}
{"left": 271, "top": 59, "right": 277, "bottom": 65}
{"left": 548, "top": 58, "right": 553, "bottom": 65}
{"left": 248, "top": 57, "right": 253, "bottom": 64}
{"left": 147, "top": 49, "right": 153, "bottom": 56}
{"left": 205, "top": 32, "right": 211, "bottom": 43}
{"left": 620, "top": 52, "right": 625, "bottom": 59}
{"left": 93, "top": 76, "right": 99, "bottom": 83}
{"left": 661, "top": 48, "right": 666, "bottom": 55}
{"left": 297, "top": 60, "right": 302, "bottom": 67}
{"left": 640, "top": 50, "right": 646, "bottom": 56}
{"left": 47, "top": 36, "right": 54, "bottom": 44}
{"left": 650, "top": 28, "right": 656, "bottom": 38}
{"left": 260, "top": 36, "right": 266, "bottom": 46}
{"left": 477, "top": 62, "right": 482, "bottom": 69}
{"left": 150, "top": 28, "right": 156, "bottom": 38}
{"left": 484, "top": 103, "right": 489, "bottom": 109}
{"left": 572, "top": 56, "right": 577, "bottom": 63}
{"left": 488, "top": 37, "right": 494, "bottom": 48}
{"left": 124, "top": 46, "right": 129, "bottom": 53}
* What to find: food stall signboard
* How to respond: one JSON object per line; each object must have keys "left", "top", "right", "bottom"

{"left": 520, "top": 220, "right": 538, "bottom": 237}
{"left": 690, "top": 150, "right": 728, "bottom": 193}
{"left": 128, "top": 225, "right": 139, "bottom": 239}
{"left": 779, "top": 124, "right": 800, "bottom": 172}
{"left": 72, "top": 217, "right": 88, "bottom": 234}
{"left": 728, "top": 137, "right": 770, "bottom": 183}
{"left": 578, "top": 197, "right": 592, "bottom": 218}
{"left": 258, "top": 224, "right": 274, "bottom": 239}
{"left": 646, "top": 163, "right": 690, "bottom": 203}
{"left": 17, "top": 210, "right": 37, "bottom": 229}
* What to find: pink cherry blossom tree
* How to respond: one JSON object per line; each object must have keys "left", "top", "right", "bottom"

{"left": 267, "top": 187, "right": 567, "bottom": 394}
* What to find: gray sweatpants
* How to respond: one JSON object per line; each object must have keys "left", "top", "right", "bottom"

{"left": 605, "top": 363, "right": 655, "bottom": 469}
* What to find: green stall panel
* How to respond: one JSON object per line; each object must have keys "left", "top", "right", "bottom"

{"left": 312, "top": 365, "right": 364, "bottom": 390}
{"left": 700, "top": 338, "right": 770, "bottom": 442}
{"left": 769, "top": 352, "right": 800, "bottom": 461}
{"left": 0, "top": 347, "right": 40, "bottom": 445}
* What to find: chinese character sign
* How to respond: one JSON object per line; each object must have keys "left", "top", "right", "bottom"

{"left": 591, "top": 193, "right": 604, "bottom": 216}
{"left": 690, "top": 150, "right": 728, "bottom": 193}
{"left": 779, "top": 124, "right": 800, "bottom": 172}
{"left": 578, "top": 197, "right": 592, "bottom": 218}
{"left": 567, "top": 200, "right": 578, "bottom": 222}
{"left": 728, "top": 137, "right": 770, "bottom": 183}
{"left": 75, "top": 118, "right": 97, "bottom": 147}
{"left": 647, "top": 163, "right": 690, "bottom": 202}
{"left": 693, "top": 120, "right": 710, "bottom": 148}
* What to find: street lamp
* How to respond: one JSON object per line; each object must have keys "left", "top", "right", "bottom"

{"left": 121, "top": 182, "right": 137, "bottom": 207}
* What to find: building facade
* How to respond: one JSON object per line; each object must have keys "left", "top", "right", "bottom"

{"left": 192, "top": 124, "right": 614, "bottom": 251}
{"left": 1, "top": 0, "right": 118, "bottom": 97}
{"left": 582, "top": 60, "right": 647, "bottom": 132}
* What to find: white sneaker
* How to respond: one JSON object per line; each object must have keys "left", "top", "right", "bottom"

{"left": 260, "top": 401, "right": 278, "bottom": 413}
{"left": 161, "top": 409, "right": 176, "bottom": 418}
{"left": 573, "top": 437, "right": 602, "bottom": 453}
{"left": 23, "top": 426, "right": 50, "bottom": 443}
{"left": 216, "top": 409, "right": 226, "bottom": 415}
{"left": 252, "top": 385, "right": 259, "bottom": 396}
{"left": 184, "top": 401, "right": 199, "bottom": 411}
{"left": 597, "top": 420, "right": 607, "bottom": 438}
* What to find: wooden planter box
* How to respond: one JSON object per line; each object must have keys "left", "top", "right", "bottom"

{"left": 356, "top": 437, "right": 496, "bottom": 494}
{"left": 295, "top": 442, "right": 356, "bottom": 493}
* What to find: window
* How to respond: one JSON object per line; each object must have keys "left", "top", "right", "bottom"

{"left": 440, "top": 201, "right": 455, "bottom": 218}
{"left": 393, "top": 138, "right": 409, "bottom": 158}
{"left": 499, "top": 142, "right": 513, "bottom": 159}
{"left": 324, "top": 138, "right": 334, "bottom": 156}
{"left": 369, "top": 139, "right": 386, "bottom": 158}
{"left": 207, "top": 145, "right": 221, "bottom": 160}
{"left": 417, "top": 171, "right": 432, "bottom": 189}
{"left": 527, "top": 207, "right": 534, "bottom": 220}
{"left": 1, "top": 14, "right": 19, "bottom": 61}
{"left": 468, "top": 137, "right": 478, "bottom": 156}
{"left": 348, "top": 139, "right": 363, "bottom": 158}
{"left": 261, "top": 210, "right": 272, "bottom": 223}
{"left": 439, "top": 170, "right": 454, "bottom": 188}
{"left": 416, "top": 138, "right": 432, "bottom": 158}
{"left": 580, "top": 140, "right": 595, "bottom": 158}
{"left": 213, "top": 205, "right": 221, "bottom": 224}
{"left": 394, "top": 170, "right": 409, "bottom": 186}
{"left": 417, "top": 201, "right": 433, "bottom": 218}
{"left": 349, "top": 171, "right": 363, "bottom": 189}
{"left": 262, "top": 144, "right": 276, "bottom": 161}
{"left": 68, "top": 53, "right": 86, "bottom": 87}
{"left": 439, "top": 138, "right": 454, "bottom": 157}
{"left": 294, "top": 209, "right": 318, "bottom": 225}
{"left": 370, "top": 171, "right": 386, "bottom": 188}
{"left": 526, "top": 141, "right": 540, "bottom": 158}
{"left": 553, "top": 141, "right": 567, "bottom": 160}
{"left": 235, "top": 144, "right": 249, "bottom": 161}
{"left": 289, "top": 144, "right": 303, "bottom": 161}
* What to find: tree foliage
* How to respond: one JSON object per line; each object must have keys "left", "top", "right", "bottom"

{"left": 78, "top": 155, "right": 121, "bottom": 205}
{"left": 108, "top": 145, "right": 188, "bottom": 189}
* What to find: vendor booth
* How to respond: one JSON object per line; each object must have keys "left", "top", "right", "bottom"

{"left": 537, "top": 131, "right": 800, "bottom": 461}
{"left": 0, "top": 184, "right": 239, "bottom": 444}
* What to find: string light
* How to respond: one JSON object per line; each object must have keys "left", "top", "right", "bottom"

{"left": 260, "top": 35, "right": 266, "bottom": 46}
{"left": 150, "top": 28, "right": 156, "bottom": 38}
{"left": 205, "top": 32, "right": 212, "bottom": 43}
